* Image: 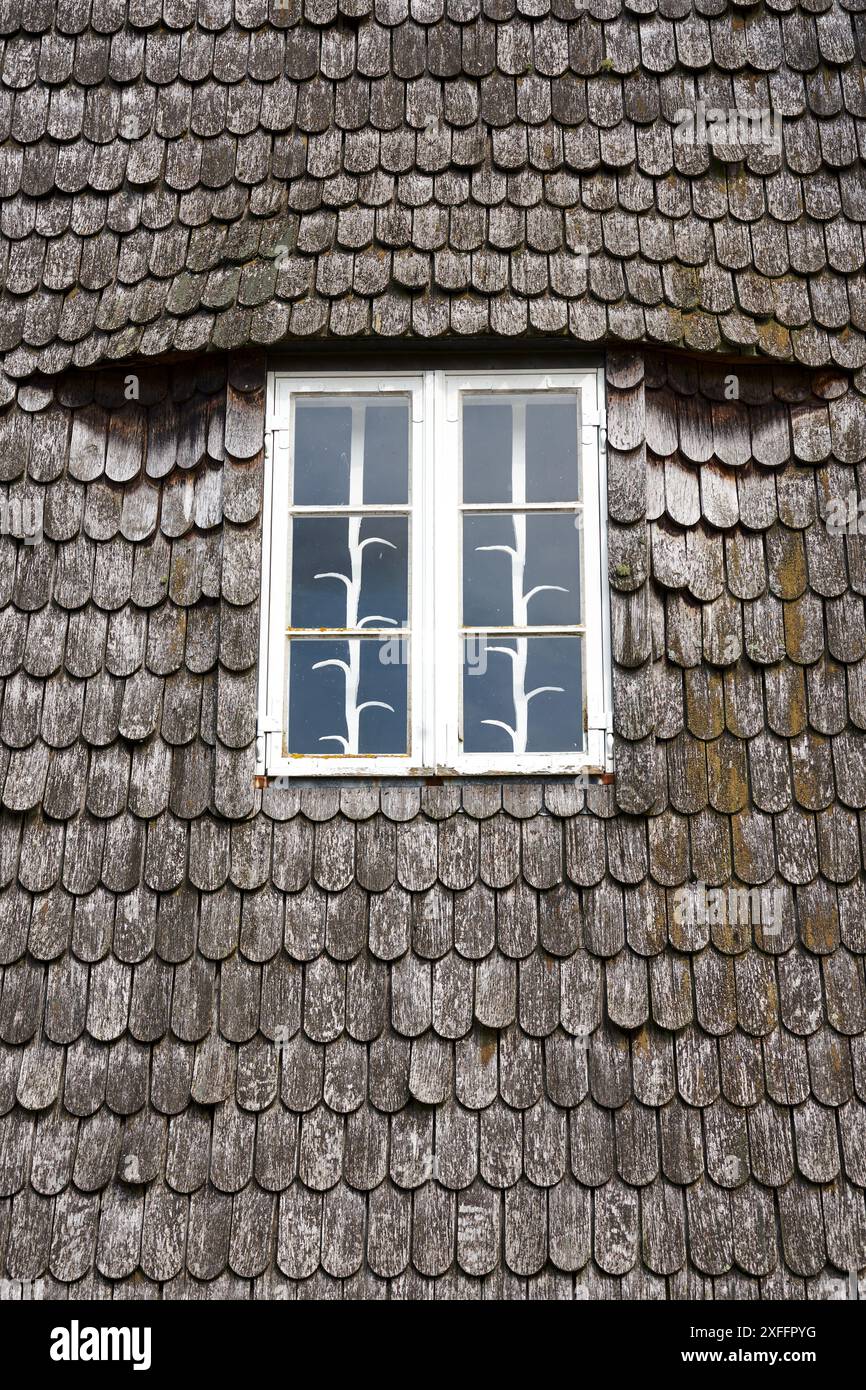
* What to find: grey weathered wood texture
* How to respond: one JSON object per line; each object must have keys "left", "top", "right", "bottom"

{"left": 1, "top": 0, "right": 866, "bottom": 1302}
{"left": 0, "top": 0, "right": 865, "bottom": 394}
{"left": 1, "top": 347, "right": 865, "bottom": 1297}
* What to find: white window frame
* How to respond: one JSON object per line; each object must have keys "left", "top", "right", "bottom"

{"left": 259, "top": 364, "right": 611, "bottom": 778}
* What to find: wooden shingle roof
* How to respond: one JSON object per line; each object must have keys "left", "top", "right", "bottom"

{"left": 0, "top": 0, "right": 865, "bottom": 386}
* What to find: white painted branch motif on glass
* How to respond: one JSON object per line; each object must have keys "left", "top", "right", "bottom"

{"left": 461, "top": 395, "right": 584, "bottom": 756}
{"left": 286, "top": 397, "right": 410, "bottom": 756}
{"left": 313, "top": 516, "right": 398, "bottom": 753}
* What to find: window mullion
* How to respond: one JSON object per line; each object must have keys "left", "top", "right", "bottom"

{"left": 431, "top": 368, "right": 456, "bottom": 770}
{"left": 420, "top": 370, "right": 438, "bottom": 770}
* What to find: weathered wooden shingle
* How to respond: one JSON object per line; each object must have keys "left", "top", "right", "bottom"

{"left": 1, "top": 2, "right": 866, "bottom": 1300}
{"left": 0, "top": 3, "right": 863, "bottom": 380}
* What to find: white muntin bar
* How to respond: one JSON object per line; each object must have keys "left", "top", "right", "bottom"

{"left": 460, "top": 625, "right": 585, "bottom": 636}
{"left": 290, "top": 504, "right": 407, "bottom": 514}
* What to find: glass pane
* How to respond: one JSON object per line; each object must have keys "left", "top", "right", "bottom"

{"left": 526, "top": 398, "right": 579, "bottom": 503}
{"left": 462, "top": 636, "right": 583, "bottom": 754}
{"left": 293, "top": 403, "right": 351, "bottom": 505}
{"left": 291, "top": 516, "right": 408, "bottom": 629}
{"left": 462, "top": 394, "right": 579, "bottom": 504}
{"left": 293, "top": 398, "right": 409, "bottom": 506}
{"left": 463, "top": 514, "right": 581, "bottom": 627}
{"left": 287, "top": 638, "right": 408, "bottom": 755}
{"left": 363, "top": 402, "right": 409, "bottom": 504}
{"left": 462, "top": 401, "right": 513, "bottom": 503}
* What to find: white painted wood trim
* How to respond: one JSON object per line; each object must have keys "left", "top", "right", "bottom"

{"left": 261, "top": 365, "right": 611, "bottom": 776}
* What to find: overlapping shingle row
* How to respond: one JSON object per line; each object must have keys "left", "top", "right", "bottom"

{"left": 1, "top": 0, "right": 865, "bottom": 381}
{"left": 1, "top": 350, "right": 865, "bottom": 1295}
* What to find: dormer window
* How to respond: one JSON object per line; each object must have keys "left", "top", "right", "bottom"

{"left": 258, "top": 365, "right": 610, "bottom": 777}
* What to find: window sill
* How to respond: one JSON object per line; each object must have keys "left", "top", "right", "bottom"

{"left": 254, "top": 772, "right": 616, "bottom": 788}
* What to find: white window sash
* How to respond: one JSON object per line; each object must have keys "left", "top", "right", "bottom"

{"left": 436, "top": 368, "right": 607, "bottom": 775}
{"left": 259, "top": 373, "right": 425, "bottom": 776}
{"left": 260, "top": 365, "right": 611, "bottom": 777}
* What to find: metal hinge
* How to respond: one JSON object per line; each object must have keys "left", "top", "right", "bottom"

{"left": 587, "top": 710, "right": 615, "bottom": 773}
{"left": 588, "top": 709, "right": 613, "bottom": 732}
{"left": 256, "top": 713, "right": 281, "bottom": 766}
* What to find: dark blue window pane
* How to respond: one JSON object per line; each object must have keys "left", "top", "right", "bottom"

{"left": 357, "top": 517, "right": 408, "bottom": 628}
{"left": 526, "top": 398, "right": 580, "bottom": 502}
{"left": 363, "top": 403, "right": 409, "bottom": 504}
{"left": 288, "top": 639, "right": 408, "bottom": 755}
{"left": 291, "top": 517, "right": 347, "bottom": 628}
{"left": 462, "top": 636, "right": 583, "bottom": 754}
{"left": 291, "top": 516, "right": 408, "bottom": 629}
{"left": 462, "top": 401, "right": 513, "bottom": 502}
{"left": 462, "top": 395, "right": 580, "bottom": 504}
{"left": 463, "top": 514, "right": 581, "bottom": 627}
{"left": 462, "top": 514, "right": 512, "bottom": 625}
{"left": 293, "top": 404, "right": 351, "bottom": 505}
